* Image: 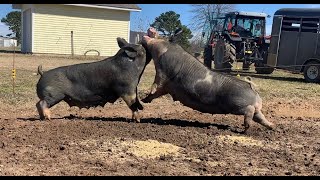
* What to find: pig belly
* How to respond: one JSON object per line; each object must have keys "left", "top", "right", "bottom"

{"left": 167, "top": 84, "right": 227, "bottom": 114}
{"left": 64, "top": 90, "right": 119, "bottom": 109}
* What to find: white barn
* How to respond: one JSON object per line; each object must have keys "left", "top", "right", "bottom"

{"left": 0, "top": 37, "right": 18, "bottom": 47}
{"left": 12, "top": 4, "right": 141, "bottom": 56}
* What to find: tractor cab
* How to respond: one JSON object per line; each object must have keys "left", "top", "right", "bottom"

{"left": 201, "top": 11, "right": 268, "bottom": 46}
{"left": 223, "top": 11, "right": 267, "bottom": 39}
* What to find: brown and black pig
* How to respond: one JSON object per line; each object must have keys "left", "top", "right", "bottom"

{"left": 140, "top": 28, "right": 274, "bottom": 133}
{"left": 36, "top": 37, "right": 146, "bottom": 122}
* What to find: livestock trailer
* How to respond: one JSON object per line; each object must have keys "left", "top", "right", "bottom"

{"left": 267, "top": 8, "right": 320, "bottom": 83}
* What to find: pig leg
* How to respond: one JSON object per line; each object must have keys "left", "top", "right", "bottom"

{"left": 141, "top": 83, "right": 167, "bottom": 103}
{"left": 36, "top": 91, "right": 65, "bottom": 120}
{"left": 122, "top": 92, "right": 143, "bottom": 123}
{"left": 252, "top": 99, "right": 274, "bottom": 130}
{"left": 252, "top": 111, "right": 274, "bottom": 130}
{"left": 142, "top": 72, "right": 167, "bottom": 103}
{"left": 243, "top": 105, "right": 255, "bottom": 133}
{"left": 36, "top": 100, "right": 51, "bottom": 120}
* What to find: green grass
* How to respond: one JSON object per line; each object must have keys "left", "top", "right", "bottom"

{"left": 229, "top": 68, "right": 320, "bottom": 101}
{"left": 0, "top": 68, "right": 38, "bottom": 105}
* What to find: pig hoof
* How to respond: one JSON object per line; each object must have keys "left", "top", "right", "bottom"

{"left": 132, "top": 111, "right": 141, "bottom": 123}
{"left": 133, "top": 115, "right": 141, "bottom": 123}
{"left": 131, "top": 117, "right": 140, "bottom": 123}
{"left": 242, "top": 130, "right": 248, "bottom": 134}
{"left": 141, "top": 98, "right": 150, "bottom": 103}
{"left": 266, "top": 123, "right": 275, "bottom": 130}
{"left": 242, "top": 126, "right": 250, "bottom": 134}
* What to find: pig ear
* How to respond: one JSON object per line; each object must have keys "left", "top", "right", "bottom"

{"left": 124, "top": 48, "right": 137, "bottom": 59}
{"left": 117, "top": 37, "right": 128, "bottom": 48}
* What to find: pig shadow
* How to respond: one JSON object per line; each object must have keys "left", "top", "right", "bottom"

{"left": 67, "top": 115, "right": 242, "bottom": 133}
{"left": 224, "top": 71, "right": 305, "bottom": 83}
{"left": 17, "top": 115, "right": 242, "bottom": 133}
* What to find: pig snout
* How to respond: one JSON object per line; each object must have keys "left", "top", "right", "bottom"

{"left": 142, "top": 35, "right": 152, "bottom": 43}
{"left": 147, "top": 27, "right": 157, "bottom": 38}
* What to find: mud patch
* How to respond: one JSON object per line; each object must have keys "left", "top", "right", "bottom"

{"left": 270, "top": 99, "right": 320, "bottom": 118}
{"left": 216, "top": 135, "right": 264, "bottom": 147}
{"left": 206, "top": 161, "right": 226, "bottom": 167}
{"left": 78, "top": 138, "right": 183, "bottom": 160}
{"left": 121, "top": 139, "right": 182, "bottom": 159}
{"left": 276, "top": 106, "right": 320, "bottom": 118}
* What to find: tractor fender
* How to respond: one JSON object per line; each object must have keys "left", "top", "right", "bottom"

{"left": 224, "top": 33, "right": 242, "bottom": 42}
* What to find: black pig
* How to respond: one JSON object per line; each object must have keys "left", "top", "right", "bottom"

{"left": 36, "top": 38, "right": 146, "bottom": 122}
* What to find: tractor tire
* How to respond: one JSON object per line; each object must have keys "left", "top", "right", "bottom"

{"left": 303, "top": 61, "right": 320, "bottom": 83}
{"left": 204, "top": 46, "right": 213, "bottom": 69}
{"left": 214, "top": 39, "right": 235, "bottom": 72}
{"left": 227, "top": 43, "right": 236, "bottom": 62}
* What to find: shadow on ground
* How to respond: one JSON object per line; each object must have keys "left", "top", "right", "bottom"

{"left": 220, "top": 70, "right": 306, "bottom": 83}
{"left": 17, "top": 115, "right": 243, "bottom": 134}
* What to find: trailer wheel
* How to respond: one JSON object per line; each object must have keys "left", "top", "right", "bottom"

{"left": 303, "top": 61, "right": 320, "bottom": 83}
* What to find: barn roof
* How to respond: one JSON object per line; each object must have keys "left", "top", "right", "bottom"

{"left": 90, "top": 4, "right": 141, "bottom": 11}
{"left": 12, "top": 4, "right": 141, "bottom": 12}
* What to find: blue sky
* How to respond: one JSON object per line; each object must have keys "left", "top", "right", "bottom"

{"left": 1, "top": 4, "right": 320, "bottom": 37}
{"left": 130, "top": 4, "right": 320, "bottom": 36}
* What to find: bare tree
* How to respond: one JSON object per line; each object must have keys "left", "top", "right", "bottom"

{"left": 131, "top": 15, "right": 152, "bottom": 43}
{"left": 189, "top": 4, "right": 236, "bottom": 40}
{"left": 189, "top": 38, "right": 203, "bottom": 53}
{"left": 134, "top": 15, "right": 152, "bottom": 33}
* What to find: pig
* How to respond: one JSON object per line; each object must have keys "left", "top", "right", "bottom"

{"left": 140, "top": 28, "right": 275, "bottom": 133}
{"left": 36, "top": 37, "right": 147, "bottom": 122}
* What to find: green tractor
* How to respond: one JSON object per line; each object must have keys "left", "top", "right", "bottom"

{"left": 202, "top": 11, "right": 274, "bottom": 74}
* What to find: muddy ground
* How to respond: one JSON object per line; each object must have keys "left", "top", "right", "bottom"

{"left": 0, "top": 53, "right": 319, "bottom": 176}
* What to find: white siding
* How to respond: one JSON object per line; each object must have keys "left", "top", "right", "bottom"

{"left": 32, "top": 4, "right": 130, "bottom": 56}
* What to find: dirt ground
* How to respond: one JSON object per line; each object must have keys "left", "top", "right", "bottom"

{"left": 0, "top": 53, "right": 319, "bottom": 176}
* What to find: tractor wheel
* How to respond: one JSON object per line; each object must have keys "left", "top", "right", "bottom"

{"left": 214, "top": 39, "right": 235, "bottom": 72}
{"left": 303, "top": 61, "right": 320, "bottom": 83}
{"left": 204, "top": 46, "right": 213, "bottom": 69}
{"left": 227, "top": 43, "right": 236, "bottom": 62}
